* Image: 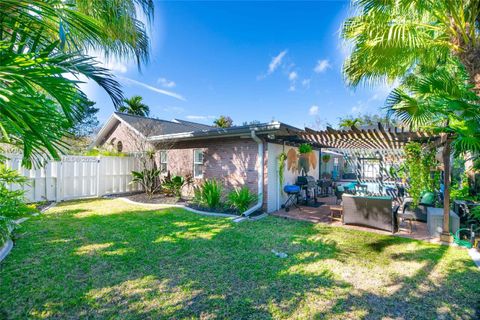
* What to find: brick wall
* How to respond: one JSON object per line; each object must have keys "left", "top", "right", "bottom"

{"left": 100, "top": 123, "right": 268, "bottom": 210}
{"left": 99, "top": 121, "right": 154, "bottom": 153}
{"left": 163, "top": 137, "right": 268, "bottom": 209}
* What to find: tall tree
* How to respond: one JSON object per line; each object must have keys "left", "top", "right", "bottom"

{"left": 386, "top": 59, "right": 480, "bottom": 239}
{"left": 0, "top": 0, "right": 153, "bottom": 166}
{"left": 342, "top": 0, "right": 480, "bottom": 240}
{"left": 342, "top": 0, "right": 480, "bottom": 93}
{"left": 119, "top": 96, "right": 150, "bottom": 116}
{"left": 213, "top": 116, "right": 233, "bottom": 128}
{"left": 70, "top": 101, "right": 100, "bottom": 138}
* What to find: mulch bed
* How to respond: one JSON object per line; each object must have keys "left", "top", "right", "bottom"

{"left": 117, "top": 192, "right": 241, "bottom": 215}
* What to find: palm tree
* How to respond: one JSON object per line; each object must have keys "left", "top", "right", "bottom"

{"left": 386, "top": 58, "right": 480, "bottom": 239}
{"left": 0, "top": 0, "right": 153, "bottom": 166}
{"left": 338, "top": 117, "right": 362, "bottom": 128}
{"left": 342, "top": 0, "right": 480, "bottom": 93}
{"left": 213, "top": 116, "right": 233, "bottom": 128}
{"left": 119, "top": 96, "right": 150, "bottom": 116}
{"left": 341, "top": 0, "right": 480, "bottom": 239}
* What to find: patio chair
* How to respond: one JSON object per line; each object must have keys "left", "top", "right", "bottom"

{"left": 397, "top": 211, "right": 416, "bottom": 233}
{"left": 334, "top": 185, "right": 344, "bottom": 205}
{"left": 401, "top": 192, "right": 436, "bottom": 222}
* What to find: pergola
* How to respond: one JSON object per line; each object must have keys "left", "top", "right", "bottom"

{"left": 295, "top": 124, "right": 453, "bottom": 240}
{"left": 302, "top": 123, "right": 437, "bottom": 150}
{"left": 299, "top": 124, "right": 439, "bottom": 187}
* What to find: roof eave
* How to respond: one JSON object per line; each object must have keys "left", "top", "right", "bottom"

{"left": 147, "top": 122, "right": 284, "bottom": 142}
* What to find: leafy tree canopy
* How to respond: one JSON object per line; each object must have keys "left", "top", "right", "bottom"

{"left": 213, "top": 116, "right": 233, "bottom": 128}
{"left": 0, "top": 0, "right": 153, "bottom": 167}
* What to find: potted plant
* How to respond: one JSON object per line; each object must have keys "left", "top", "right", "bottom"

{"left": 321, "top": 154, "right": 331, "bottom": 177}
{"left": 298, "top": 143, "right": 313, "bottom": 174}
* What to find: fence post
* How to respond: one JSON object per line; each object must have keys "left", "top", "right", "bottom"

{"left": 55, "top": 160, "right": 63, "bottom": 202}
{"left": 96, "top": 156, "right": 102, "bottom": 197}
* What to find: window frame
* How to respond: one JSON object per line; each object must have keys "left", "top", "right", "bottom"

{"left": 116, "top": 141, "right": 123, "bottom": 152}
{"left": 159, "top": 150, "right": 168, "bottom": 175}
{"left": 193, "top": 149, "right": 204, "bottom": 179}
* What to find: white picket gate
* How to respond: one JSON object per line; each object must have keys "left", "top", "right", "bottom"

{"left": 4, "top": 155, "right": 142, "bottom": 202}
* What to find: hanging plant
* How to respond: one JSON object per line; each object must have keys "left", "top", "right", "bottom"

{"left": 421, "top": 146, "right": 438, "bottom": 192}
{"left": 404, "top": 142, "right": 423, "bottom": 207}
{"left": 298, "top": 143, "right": 313, "bottom": 154}
{"left": 321, "top": 154, "right": 331, "bottom": 177}
{"left": 278, "top": 152, "right": 287, "bottom": 191}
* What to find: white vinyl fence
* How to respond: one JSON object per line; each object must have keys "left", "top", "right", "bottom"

{"left": 4, "top": 155, "right": 142, "bottom": 202}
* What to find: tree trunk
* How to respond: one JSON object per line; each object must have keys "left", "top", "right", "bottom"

{"left": 441, "top": 138, "right": 452, "bottom": 242}
{"left": 457, "top": 44, "right": 480, "bottom": 95}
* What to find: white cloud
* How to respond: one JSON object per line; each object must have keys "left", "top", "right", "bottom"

{"left": 104, "top": 60, "right": 128, "bottom": 74}
{"left": 314, "top": 59, "right": 331, "bottom": 73}
{"left": 309, "top": 105, "right": 319, "bottom": 116}
{"left": 288, "top": 71, "right": 298, "bottom": 81}
{"left": 268, "top": 50, "right": 288, "bottom": 74}
{"left": 157, "top": 77, "right": 176, "bottom": 88}
{"left": 301, "top": 78, "right": 311, "bottom": 88}
{"left": 186, "top": 115, "right": 216, "bottom": 120}
{"left": 119, "top": 76, "right": 186, "bottom": 101}
{"left": 288, "top": 85, "right": 296, "bottom": 92}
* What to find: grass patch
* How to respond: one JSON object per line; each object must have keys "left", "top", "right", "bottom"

{"left": 1, "top": 199, "right": 479, "bottom": 319}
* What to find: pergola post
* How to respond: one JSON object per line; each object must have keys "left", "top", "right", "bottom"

{"left": 440, "top": 138, "right": 452, "bottom": 242}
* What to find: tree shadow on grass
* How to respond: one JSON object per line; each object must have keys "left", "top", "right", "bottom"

{"left": 0, "top": 204, "right": 350, "bottom": 319}
{"left": 314, "top": 245, "right": 480, "bottom": 319}
{"left": 1, "top": 200, "right": 479, "bottom": 319}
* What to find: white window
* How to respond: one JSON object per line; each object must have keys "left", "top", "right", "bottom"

{"left": 159, "top": 150, "right": 168, "bottom": 174}
{"left": 193, "top": 149, "right": 204, "bottom": 178}
{"left": 333, "top": 157, "right": 339, "bottom": 172}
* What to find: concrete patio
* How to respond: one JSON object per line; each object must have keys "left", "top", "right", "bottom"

{"left": 271, "top": 196, "right": 436, "bottom": 242}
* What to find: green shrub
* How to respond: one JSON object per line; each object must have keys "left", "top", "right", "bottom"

{"left": 130, "top": 169, "right": 161, "bottom": 198}
{"left": 450, "top": 172, "right": 472, "bottom": 201}
{"left": 193, "top": 179, "right": 222, "bottom": 209}
{"left": 227, "top": 187, "right": 258, "bottom": 213}
{"left": 0, "top": 164, "right": 37, "bottom": 245}
{"left": 83, "top": 147, "right": 126, "bottom": 157}
{"left": 162, "top": 173, "right": 193, "bottom": 198}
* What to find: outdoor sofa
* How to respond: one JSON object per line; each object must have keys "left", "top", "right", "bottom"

{"left": 342, "top": 194, "right": 399, "bottom": 233}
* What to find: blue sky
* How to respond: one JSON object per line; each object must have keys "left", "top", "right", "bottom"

{"left": 85, "top": 1, "right": 391, "bottom": 129}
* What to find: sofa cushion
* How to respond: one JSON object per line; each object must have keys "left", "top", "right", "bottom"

{"left": 337, "top": 185, "right": 345, "bottom": 192}
{"left": 420, "top": 192, "right": 435, "bottom": 205}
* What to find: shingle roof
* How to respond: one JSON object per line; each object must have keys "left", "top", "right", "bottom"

{"left": 114, "top": 112, "right": 213, "bottom": 137}
{"left": 172, "top": 119, "right": 214, "bottom": 131}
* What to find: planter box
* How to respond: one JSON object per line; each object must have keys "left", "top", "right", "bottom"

{"left": 427, "top": 207, "right": 460, "bottom": 237}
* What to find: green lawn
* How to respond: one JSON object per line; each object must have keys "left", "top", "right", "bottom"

{"left": 1, "top": 199, "right": 479, "bottom": 319}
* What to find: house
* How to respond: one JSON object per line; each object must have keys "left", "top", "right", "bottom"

{"left": 93, "top": 112, "right": 343, "bottom": 213}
